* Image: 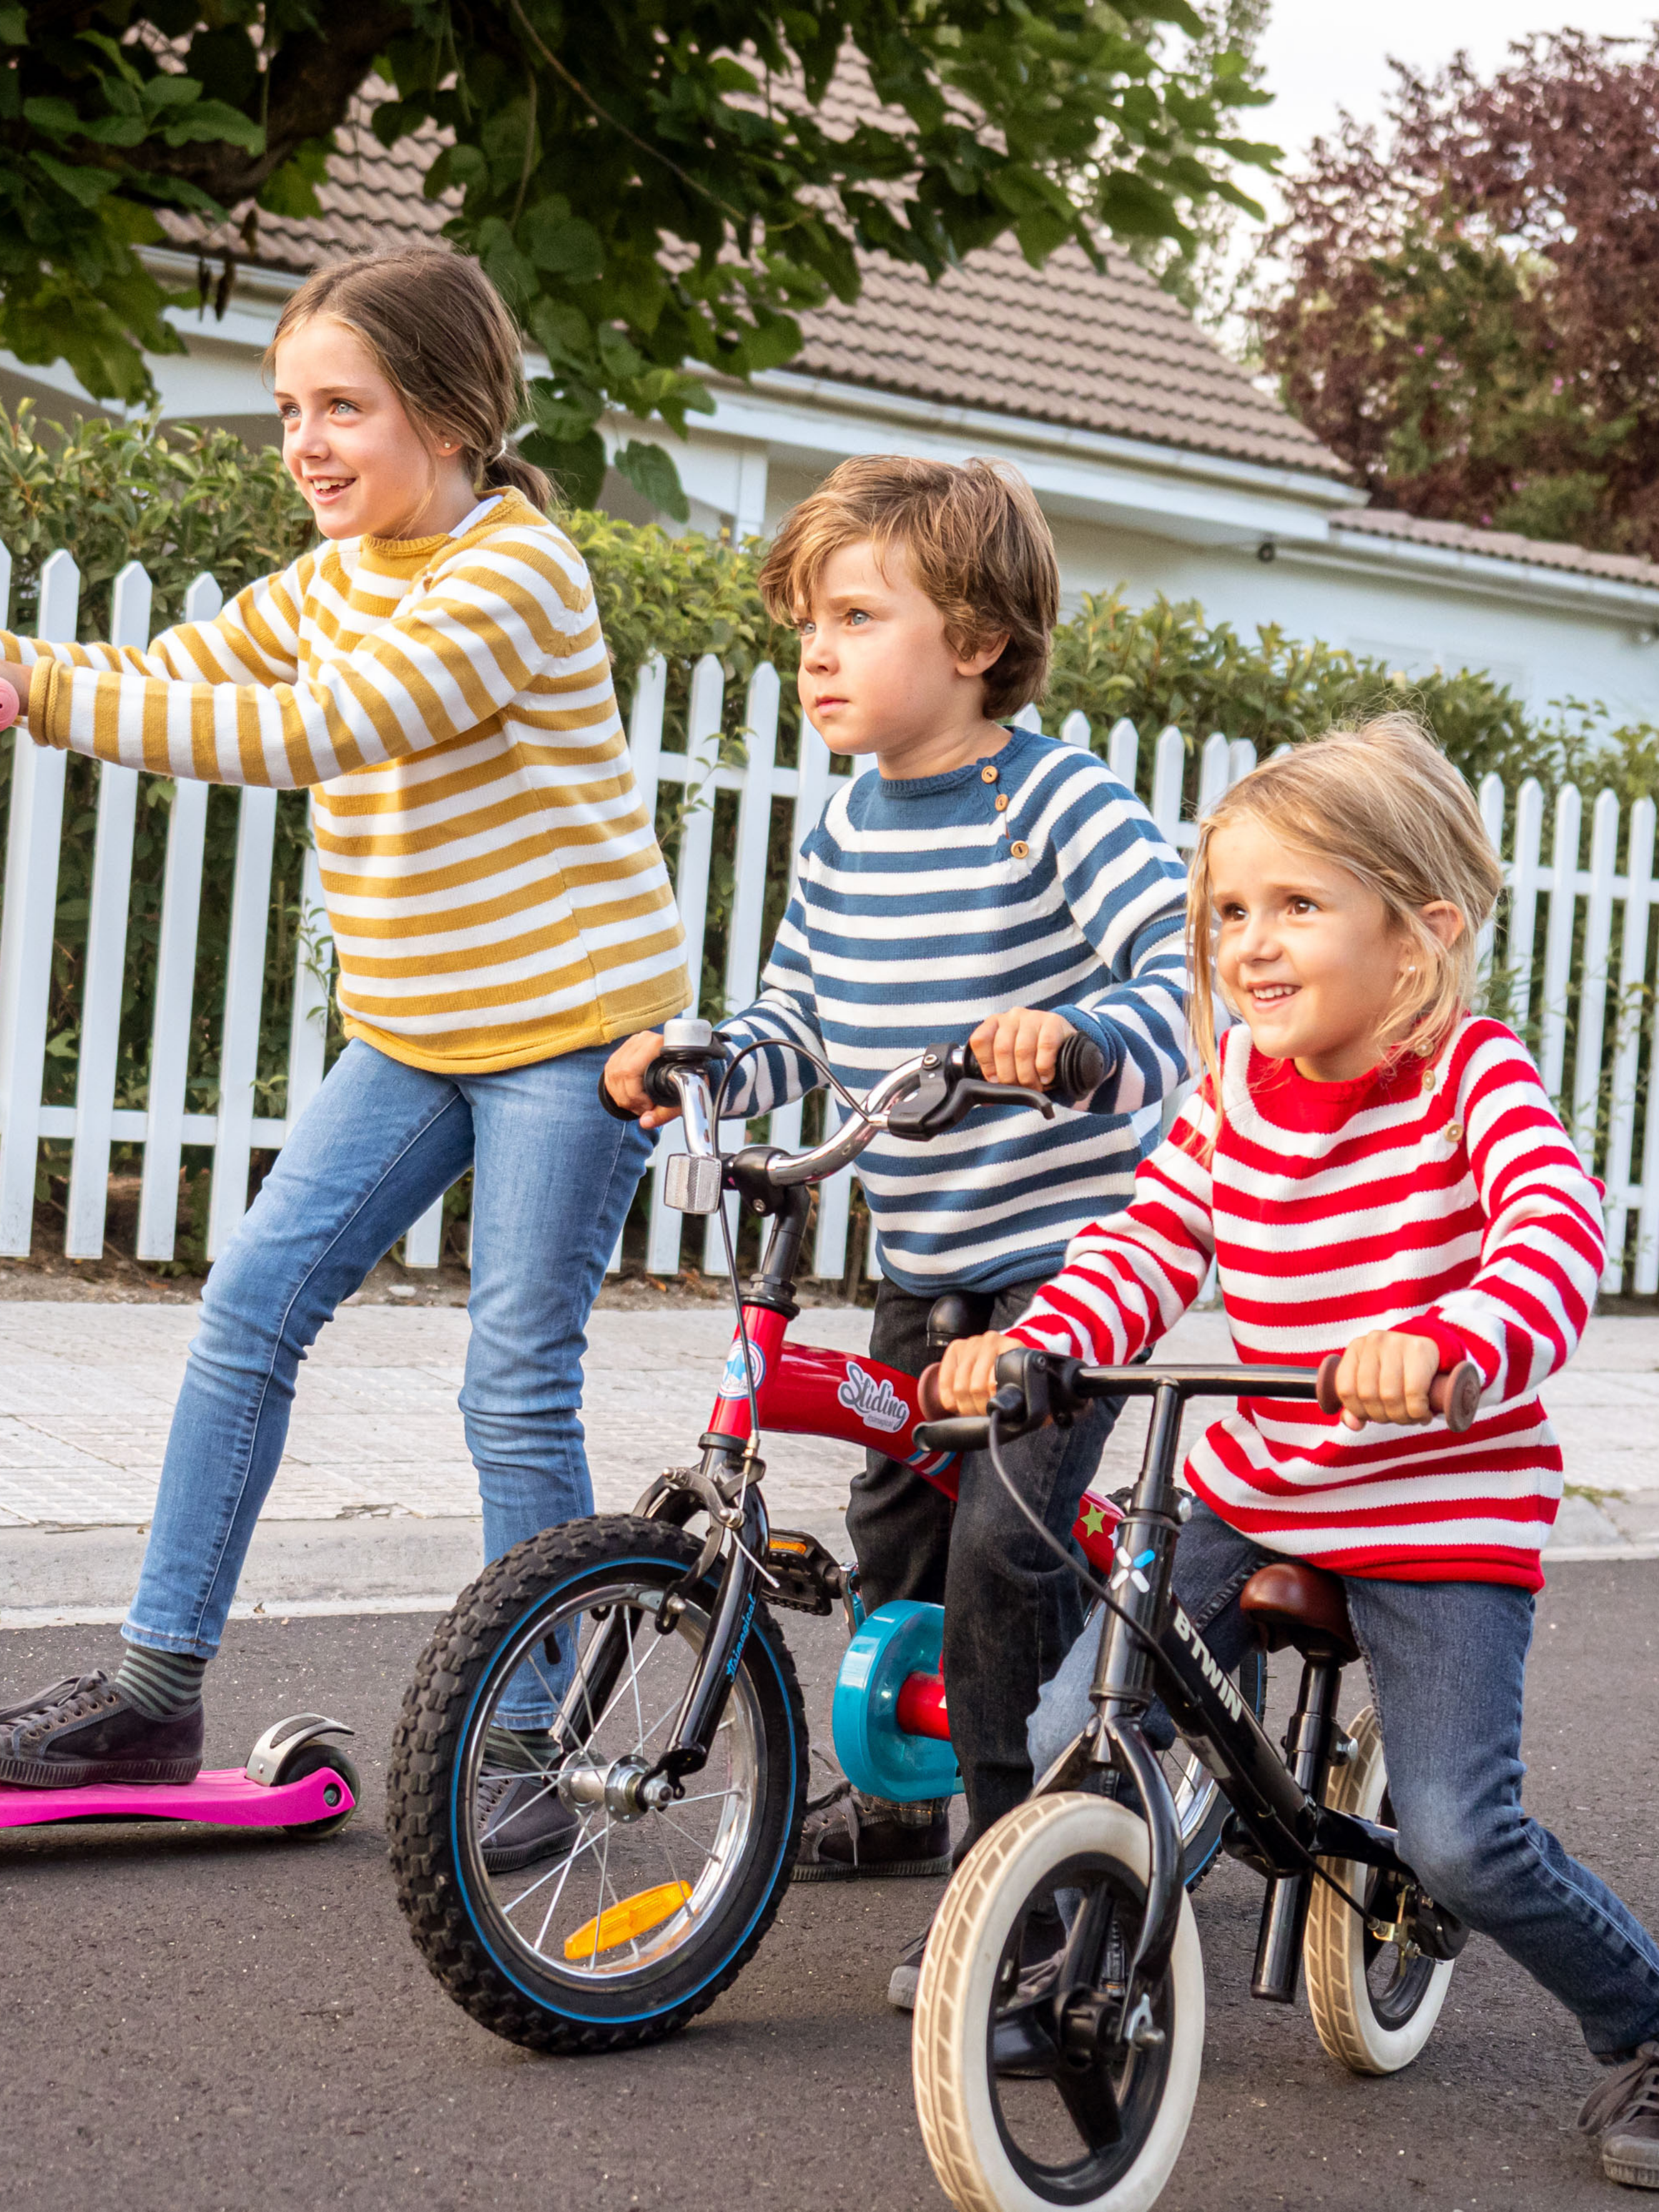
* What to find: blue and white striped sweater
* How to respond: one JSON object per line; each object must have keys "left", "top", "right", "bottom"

{"left": 717, "top": 729, "right": 1191, "bottom": 1293}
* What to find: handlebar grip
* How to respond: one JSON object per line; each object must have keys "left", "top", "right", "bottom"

{"left": 1050, "top": 1031, "right": 1108, "bottom": 1106}
{"left": 1314, "top": 1352, "right": 1482, "bottom": 1433}
{"left": 597, "top": 1068, "right": 640, "bottom": 1123}
{"left": 643, "top": 1059, "right": 683, "bottom": 1110}
{"left": 959, "top": 1032, "right": 1109, "bottom": 1105}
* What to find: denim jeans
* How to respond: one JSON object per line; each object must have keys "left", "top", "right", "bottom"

{"left": 850, "top": 1274, "right": 1124, "bottom": 1846}
{"left": 124, "top": 1037, "right": 651, "bottom": 1725}
{"left": 1030, "top": 1499, "right": 1659, "bottom": 2057}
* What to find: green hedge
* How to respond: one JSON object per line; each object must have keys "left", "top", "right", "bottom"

{"left": 1, "top": 404, "right": 1650, "bottom": 1251}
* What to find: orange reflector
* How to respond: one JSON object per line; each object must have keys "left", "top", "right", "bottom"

{"left": 563, "top": 1880, "right": 694, "bottom": 1960}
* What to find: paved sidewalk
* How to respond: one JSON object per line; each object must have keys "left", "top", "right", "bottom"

{"left": 0, "top": 1299, "right": 1653, "bottom": 1623}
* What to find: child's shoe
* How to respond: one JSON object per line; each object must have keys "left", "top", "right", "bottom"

{"left": 790, "top": 1779, "right": 952, "bottom": 1882}
{"left": 475, "top": 1772, "right": 578, "bottom": 1872}
{"left": 0, "top": 1671, "right": 202, "bottom": 1786}
{"left": 1579, "top": 2043, "right": 1659, "bottom": 2188}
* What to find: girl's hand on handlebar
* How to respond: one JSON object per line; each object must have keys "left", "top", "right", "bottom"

{"left": 1331, "top": 1329, "right": 1443, "bottom": 1431}
{"left": 968, "top": 1008, "right": 1078, "bottom": 1091}
{"left": 937, "top": 1330, "right": 1019, "bottom": 1417}
{"left": 603, "top": 1031, "right": 676, "bottom": 1129}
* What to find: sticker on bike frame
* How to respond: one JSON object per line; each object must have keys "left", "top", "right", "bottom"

{"left": 836, "top": 1360, "right": 908, "bottom": 1435}
{"left": 716, "top": 1340, "right": 767, "bottom": 1399}
{"left": 1171, "top": 1602, "right": 1246, "bottom": 1722}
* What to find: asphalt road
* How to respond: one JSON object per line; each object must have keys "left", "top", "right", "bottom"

{"left": 2, "top": 1565, "right": 1657, "bottom": 2212}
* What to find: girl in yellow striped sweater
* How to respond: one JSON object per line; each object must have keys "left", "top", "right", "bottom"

{"left": 0, "top": 249, "right": 687, "bottom": 1853}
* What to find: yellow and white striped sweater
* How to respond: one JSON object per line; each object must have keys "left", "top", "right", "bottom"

{"left": 7, "top": 491, "right": 689, "bottom": 1075}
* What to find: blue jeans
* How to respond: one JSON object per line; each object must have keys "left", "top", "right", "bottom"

{"left": 124, "top": 1038, "right": 651, "bottom": 1724}
{"left": 1030, "top": 1500, "right": 1659, "bottom": 2058}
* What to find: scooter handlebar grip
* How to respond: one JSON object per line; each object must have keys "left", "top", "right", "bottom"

{"left": 1314, "top": 1352, "right": 1482, "bottom": 1433}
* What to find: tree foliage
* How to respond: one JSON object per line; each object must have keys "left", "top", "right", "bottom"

{"left": 1255, "top": 31, "right": 1659, "bottom": 558}
{"left": 0, "top": 1, "right": 1274, "bottom": 510}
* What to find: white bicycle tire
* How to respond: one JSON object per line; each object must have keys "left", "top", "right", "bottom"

{"left": 913, "top": 1793, "right": 1204, "bottom": 2212}
{"left": 1304, "top": 1704, "right": 1454, "bottom": 2074}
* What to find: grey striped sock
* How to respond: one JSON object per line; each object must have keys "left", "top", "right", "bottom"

{"left": 485, "top": 1723, "right": 558, "bottom": 1774}
{"left": 115, "top": 1644, "right": 208, "bottom": 1721}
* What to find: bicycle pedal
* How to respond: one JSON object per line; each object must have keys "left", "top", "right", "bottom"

{"left": 764, "top": 1531, "right": 845, "bottom": 1615}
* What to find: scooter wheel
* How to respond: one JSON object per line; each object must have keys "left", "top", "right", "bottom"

{"left": 277, "top": 1741, "right": 361, "bottom": 1839}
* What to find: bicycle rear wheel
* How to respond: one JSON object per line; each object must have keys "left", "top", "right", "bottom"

{"left": 1304, "top": 1704, "right": 1454, "bottom": 2073}
{"left": 387, "top": 1515, "right": 806, "bottom": 2053}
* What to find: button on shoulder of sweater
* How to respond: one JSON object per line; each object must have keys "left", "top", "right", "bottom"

{"left": 1444, "top": 1121, "right": 1465, "bottom": 1144}
{"left": 1009, "top": 839, "right": 1031, "bottom": 859}
{"left": 994, "top": 793, "right": 1010, "bottom": 812}
{"left": 980, "top": 764, "right": 999, "bottom": 784}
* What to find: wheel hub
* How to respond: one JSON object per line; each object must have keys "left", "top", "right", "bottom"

{"left": 556, "top": 1752, "right": 672, "bottom": 1823}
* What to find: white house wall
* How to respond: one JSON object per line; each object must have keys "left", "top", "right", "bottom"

{"left": 1046, "top": 515, "right": 1659, "bottom": 727}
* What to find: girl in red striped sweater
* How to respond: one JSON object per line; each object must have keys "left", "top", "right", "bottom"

{"left": 940, "top": 715, "right": 1659, "bottom": 2190}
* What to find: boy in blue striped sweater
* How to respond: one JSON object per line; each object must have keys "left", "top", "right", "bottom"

{"left": 606, "top": 456, "right": 1188, "bottom": 1988}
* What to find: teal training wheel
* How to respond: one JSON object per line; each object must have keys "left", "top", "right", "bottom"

{"left": 831, "top": 1600, "right": 963, "bottom": 1803}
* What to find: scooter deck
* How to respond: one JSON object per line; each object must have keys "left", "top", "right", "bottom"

{"left": 0, "top": 1764, "right": 355, "bottom": 1831}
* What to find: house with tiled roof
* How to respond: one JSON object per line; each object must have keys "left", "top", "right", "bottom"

{"left": 5, "top": 94, "right": 1659, "bottom": 727}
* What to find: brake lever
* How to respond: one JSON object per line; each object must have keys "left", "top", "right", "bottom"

{"left": 887, "top": 1073, "right": 1053, "bottom": 1142}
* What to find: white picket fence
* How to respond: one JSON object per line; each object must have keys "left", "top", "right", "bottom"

{"left": 0, "top": 544, "right": 1655, "bottom": 1288}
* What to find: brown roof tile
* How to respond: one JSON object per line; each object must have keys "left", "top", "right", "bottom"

{"left": 1330, "top": 506, "right": 1659, "bottom": 592}
{"left": 170, "top": 91, "right": 1343, "bottom": 479}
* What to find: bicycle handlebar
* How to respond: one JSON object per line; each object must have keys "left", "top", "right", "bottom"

{"left": 913, "top": 1345, "right": 1482, "bottom": 1453}
{"left": 595, "top": 1026, "right": 1114, "bottom": 1181}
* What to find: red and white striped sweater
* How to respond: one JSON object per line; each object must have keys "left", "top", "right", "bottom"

{"left": 1007, "top": 1016, "right": 1606, "bottom": 1590}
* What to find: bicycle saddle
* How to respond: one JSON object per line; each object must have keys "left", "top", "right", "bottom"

{"left": 1238, "top": 1561, "right": 1360, "bottom": 1666}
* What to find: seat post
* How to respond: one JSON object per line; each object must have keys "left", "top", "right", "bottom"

{"left": 1250, "top": 1651, "right": 1342, "bottom": 2003}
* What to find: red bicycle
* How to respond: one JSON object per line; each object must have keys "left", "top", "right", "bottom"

{"left": 386, "top": 1020, "right": 1258, "bottom": 2053}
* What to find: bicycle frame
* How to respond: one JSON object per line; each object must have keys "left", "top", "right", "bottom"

{"left": 992, "top": 1363, "right": 1459, "bottom": 2057}
{"left": 619, "top": 1181, "right": 1122, "bottom": 1797}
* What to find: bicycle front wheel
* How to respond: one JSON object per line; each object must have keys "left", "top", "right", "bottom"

{"left": 914, "top": 1794, "right": 1204, "bottom": 2212}
{"left": 387, "top": 1515, "right": 806, "bottom": 2053}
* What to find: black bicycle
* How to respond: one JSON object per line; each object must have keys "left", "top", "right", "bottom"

{"left": 908, "top": 1345, "right": 1481, "bottom": 2212}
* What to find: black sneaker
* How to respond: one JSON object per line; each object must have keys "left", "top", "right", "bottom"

{"left": 0, "top": 1671, "right": 203, "bottom": 1787}
{"left": 1580, "top": 2042, "right": 1659, "bottom": 2189}
{"left": 476, "top": 1771, "right": 579, "bottom": 1873}
{"left": 792, "top": 1781, "right": 953, "bottom": 1884}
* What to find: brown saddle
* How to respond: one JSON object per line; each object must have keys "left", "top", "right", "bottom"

{"left": 1238, "top": 1561, "right": 1360, "bottom": 1666}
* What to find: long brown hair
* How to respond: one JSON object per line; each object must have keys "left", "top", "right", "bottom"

{"left": 1188, "top": 712, "right": 1504, "bottom": 1124}
{"left": 266, "top": 245, "right": 550, "bottom": 517}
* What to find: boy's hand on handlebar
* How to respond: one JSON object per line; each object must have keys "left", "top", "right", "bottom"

{"left": 937, "top": 1331, "right": 1020, "bottom": 1417}
{"left": 1331, "top": 1330, "right": 1443, "bottom": 1430}
{"left": 968, "top": 1008, "right": 1078, "bottom": 1090}
{"left": 603, "top": 1031, "right": 676, "bottom": 1129}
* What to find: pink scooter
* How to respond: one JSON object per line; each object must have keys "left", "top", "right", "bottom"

{"left": 0, "top": 1714, "right": 360, "bottom": 1841}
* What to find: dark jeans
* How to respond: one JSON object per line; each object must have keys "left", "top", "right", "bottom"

{"left": 1030, "top": 1500, "right": 1659, "bottom": 2057}
{"left": 850, "top": 1274, "right": 1122, "bottom": 1846}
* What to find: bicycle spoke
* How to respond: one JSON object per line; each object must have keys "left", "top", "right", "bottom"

{"left": 504, "top": 1811, "right": 599, "bottom": 1924}
{"left": 585, "top": 1821, "right": 615, "bottom": 1975}
{"left": 626, "top": 1610, "right": 646, "bottom": 1750}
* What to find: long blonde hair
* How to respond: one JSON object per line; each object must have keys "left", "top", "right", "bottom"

{"left": 1187, "top": 712, "right": 1504, "bottom": 1118}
